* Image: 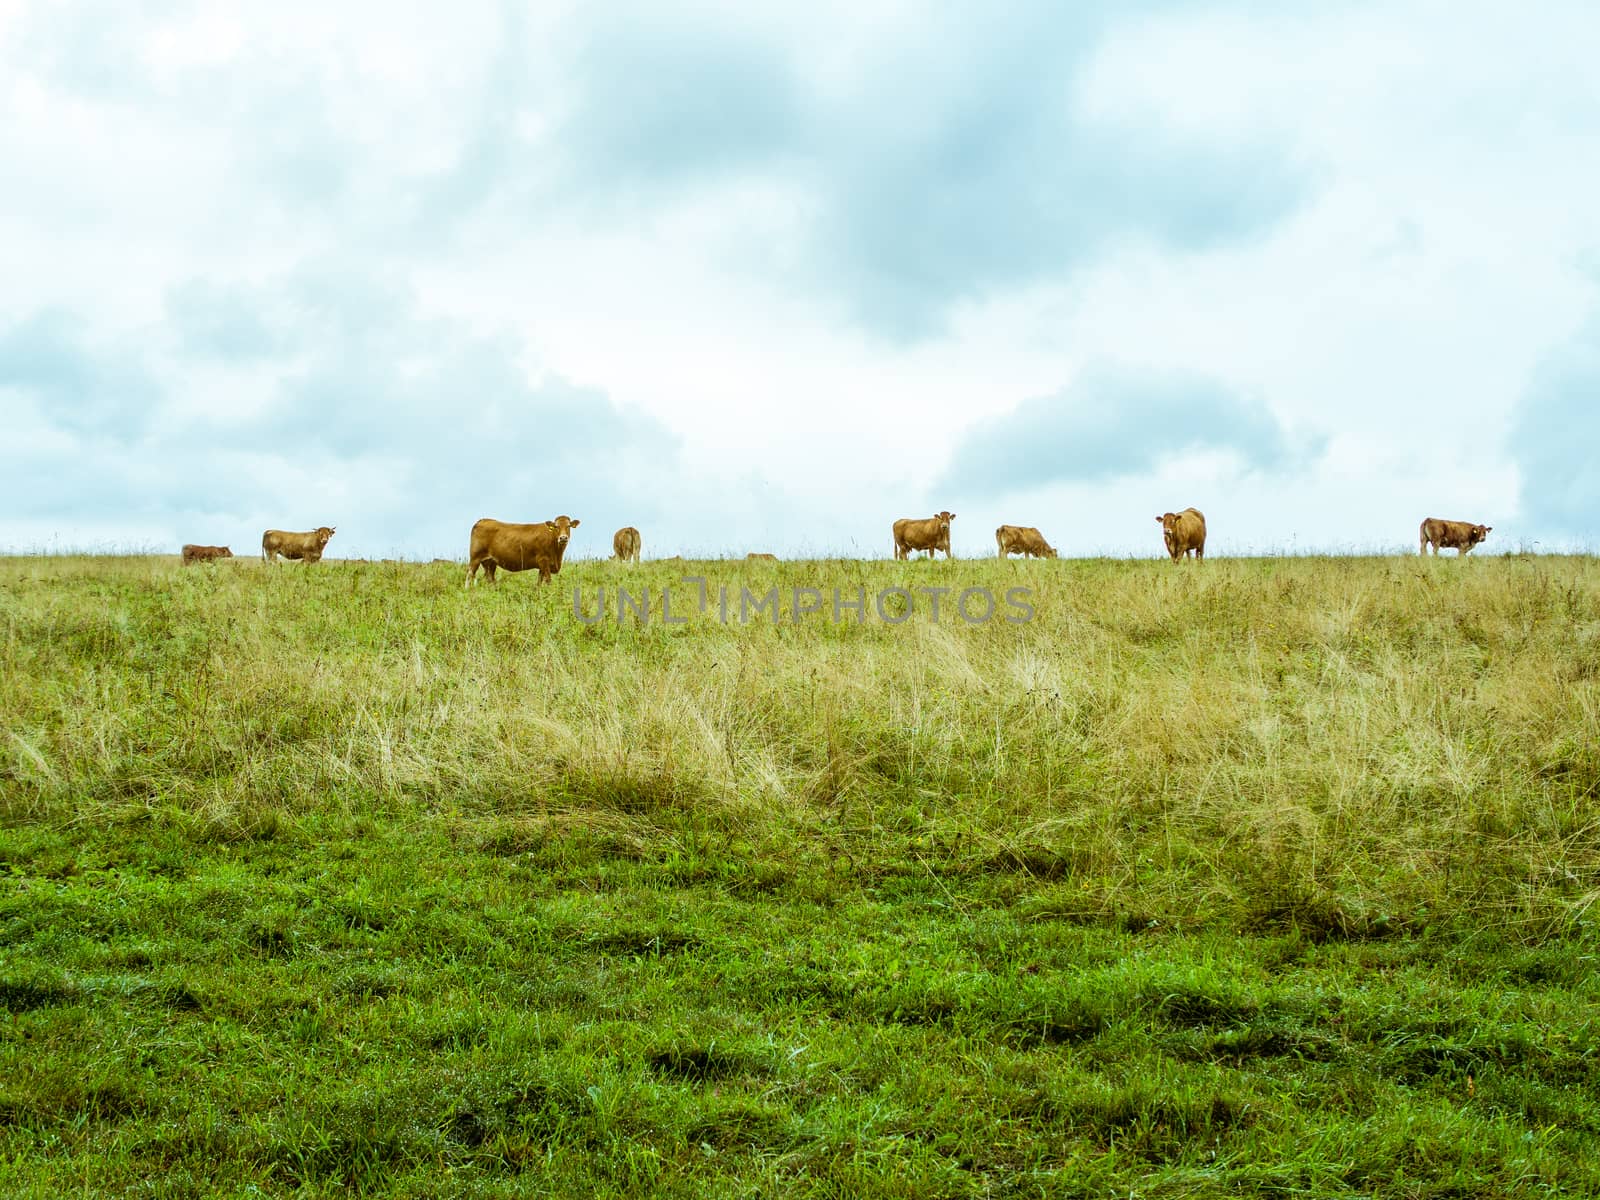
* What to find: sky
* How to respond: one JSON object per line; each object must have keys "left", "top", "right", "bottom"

{"left": 2, "top": 0, "right": 1597, "bottom": 560}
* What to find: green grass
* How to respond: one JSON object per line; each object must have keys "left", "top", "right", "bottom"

{"left": 2, "top": 552, "right": 1598, "bottom": 1197}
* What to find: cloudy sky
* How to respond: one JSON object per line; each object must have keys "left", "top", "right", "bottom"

{"left": 2, "top": 0, "right": 1597, "bottom": 559}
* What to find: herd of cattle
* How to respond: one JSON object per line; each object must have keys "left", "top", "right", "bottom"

{"left": 175, "top": 512, "right": 1496, "bottom": 581}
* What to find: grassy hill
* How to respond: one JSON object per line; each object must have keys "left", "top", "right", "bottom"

{"left": 2, "top": 553, "right": 1597, "bottom": 1197}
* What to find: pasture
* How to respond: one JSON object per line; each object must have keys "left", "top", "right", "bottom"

{"left": 2, "top": 552, "right": 1598, "bottom": 1197}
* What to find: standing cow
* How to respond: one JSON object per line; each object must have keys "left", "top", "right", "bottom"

{"left": 996, "top": 525, "right": 1057, "bottom": 559}
{"left": 262, "top": 526, "right": 335, "bottom": 563}
{"left": 894, "top": 511, "right": 956, "bottom": 560}
{"left": 613, "top": 526, "right": 642, "bottom": 563}
{"left": 466, "top": 515, "right": 580, "bottom": 585}
{"left": 1156, "top": 508, "right": 1206, "bottom": 562}
{"left": 1420, "top": 518, "right": 1491, "bottom": 556}
{"left": 182, "top": 544, "right": 233, "bottom": 565}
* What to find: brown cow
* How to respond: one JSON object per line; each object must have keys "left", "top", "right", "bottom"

{"left": 182, "top": 544, "right": 233, "bottom": 565}
{"left": 746, "top": 552, "right": 778, "bottom": 562}
{"left": 1156, "top": 508, "right": 1206, "bottom": 562}
{"left": 613, "top": 526, "right": 642, "bottom": 562}
{"left": 262, "top": 526, "right": 335, "bottom": 563}
{"left": 465, "top": 515, "right": 580, "bottom": 585}
{"left": 995, "top": 525, "right": 1057, "bottom": 559}
{"left": 1420, "top": 517, "right": 1492, "bottom": 556}
{"left": 893, "top": 511, "right": 956, "bottom": 560}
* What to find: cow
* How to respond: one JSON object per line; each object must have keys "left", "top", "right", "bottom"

{"left": 1156, "top": 508, "right": 1206, "bottom": 562}
{"left": 995, "top": 525, "right": 1057, "bottom": 560}
{"left": 613, "top": 527, "right": 642, "bottom": 563}
{"left": 1420, "top": 517, "right": 1492, "bottom": 557}
{"left": 746, "top": 552, "right": 778, "bottom": 561}
{"left": 893, "top": 511, "right": 956, "bottom": 560}
{"left": 465, "top": 515, "right": 580, "bottom": 585}
{"left": 181, "top": 544, "right": 232, "bottom": 566}
{"left": 262, "top": 526, "right": 335, "bottom": 564}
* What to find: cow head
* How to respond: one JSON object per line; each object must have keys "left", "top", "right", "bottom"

{"left": 1044, "top": 545, "right": 1058, "bottom": 559}
{"left": 1472, "top": 525, "right": 1492, "bottom": 546}
{"left": 220, "top": 547, "right": 233, "bottom": 558}
{"left": 1157, "top": 512, "right": 1184, "bottom": 553}
{"left": 544, "top": 516, "right": 580, "bottom": 547}
{"left": 315, "top": 526, "right": 336, "bottom": 547}
{"left": 936, "top": 511, "right": 955, "bottom": 533}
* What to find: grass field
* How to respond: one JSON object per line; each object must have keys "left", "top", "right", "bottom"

{"left": 2, "top": 551, "right": 1598, "bottom": 1197}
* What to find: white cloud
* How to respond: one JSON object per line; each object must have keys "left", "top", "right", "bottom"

{"left": 1, "top": 1, "right": 1597, "bottom": 558}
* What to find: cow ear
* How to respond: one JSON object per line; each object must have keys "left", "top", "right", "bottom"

{"left": 570, "top": 519, "right": 580, "bottom": 527}
{"left": 948, "top": 513, "right": 956, "bottom": 520}
{"left": 1155, "top": 516, "right": 1163, "bottom": 523}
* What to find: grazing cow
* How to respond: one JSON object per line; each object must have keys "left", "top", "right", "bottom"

{"left": 746, "top": 552, "right": 778, "bottom": 562}
{"left": 613, "top": 526, "right": 642, "bottom": 563}
{"left": 893, "top": 512, "right": 956, "bottom": 560}
{"left": 262, "top": 526, "right": 335, "bottom": 564}
{"left": 995, "top": 525, "right": 1057, "bottom": 560}
{"left": 465, "top": 515, "right": 580, "bottom": 585}
{"left": 1420, "top": 518, "right": 1492, "bottom": 557}
{"left": 1156, "top": 508, "right": 1206, "bottom": 562}
{"left": 181, "top": 544, "right": 232, "bottom": 566}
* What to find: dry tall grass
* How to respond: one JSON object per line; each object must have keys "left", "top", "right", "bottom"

{"left": 4, "top": 552, "right": 1597, "bottom": 938}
